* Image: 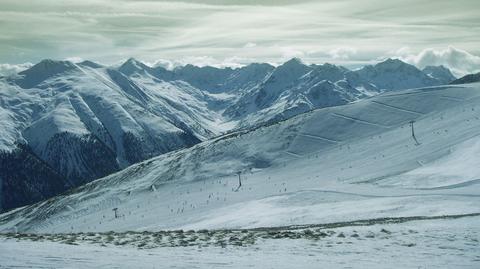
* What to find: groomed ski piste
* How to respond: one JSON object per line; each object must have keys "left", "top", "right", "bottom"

{"left": 1, "top": 83, "right": 480, "bottom": 268}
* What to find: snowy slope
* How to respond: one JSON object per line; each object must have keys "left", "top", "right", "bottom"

{"left": 1, "top": 83, "right": 480, "bottom": 233}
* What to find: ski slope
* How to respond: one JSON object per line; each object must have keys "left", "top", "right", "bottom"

{"left": 1, "top": 83, "right": 480, "bottom": 233}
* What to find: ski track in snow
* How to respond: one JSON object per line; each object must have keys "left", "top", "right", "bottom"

{"left": 331, "top": 112, "right": 391, "bottom": 128}
{"left": 298, "top": 133, "right": 340, "bottom": 143}
{"left": 369, "top": 100, "right": 425, "bottom": 115}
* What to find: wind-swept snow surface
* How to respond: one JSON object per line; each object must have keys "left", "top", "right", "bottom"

{"left": 1, "top": 83, "right": 480, "bottom": 234}
{"left": 1, "top": 216, "right": 478, "bottom": 268}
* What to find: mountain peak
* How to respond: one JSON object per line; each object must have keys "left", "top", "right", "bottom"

{"left": 371, "top": 58, "right": 421, "bottom": 74}
{"left": 21, "top": 59, "right": 76, "bottom": 73}
{"left": 282, "top": 57, "right": 304, "bottom": 67}
{"left": 304, "top": 63, "right": 349, "bottom": 83}
{"left": 123, "top": 58, "right": 144, "bottom": 66}
{"left": 118, "top": 58, "right": 151, "bottom": 75}
{"left": 376, "top": 58, "right": 409, "bottom": 68}
{"left": 16, "top": 59, "right": 78, "bottom": 88}
{"left": 276, "top": 58, "right": 309, "bottom": 73}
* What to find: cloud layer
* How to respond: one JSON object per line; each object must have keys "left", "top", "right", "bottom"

{"left": 0, "top": 63, "right": 33, "bottom": 76}
{"left": 0, "top": 0, "right": 479, "bottom": 71}
{"left": 393, "top": 47, "right": 480, "bottom": 77}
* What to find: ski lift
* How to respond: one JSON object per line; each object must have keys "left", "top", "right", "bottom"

{"left": 112, "top": 208, "right": 119, "bottom": 218}
{"left": 409, "top": 120, "right": 421, "bottom": 146}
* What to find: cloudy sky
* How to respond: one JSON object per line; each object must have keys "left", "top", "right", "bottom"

{"left": 1, "top": 0, "right": 479, "bottom": 75}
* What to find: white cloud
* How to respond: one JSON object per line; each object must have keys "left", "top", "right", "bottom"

{"left": 0, "top": 63, "right": 33, "bottom": 76}
{"left": 390, "top": 47, "right": 412, "bottom": 58}
{"left": 64, "top": 57, "right": 84, "bottom": 63}
{"left": 151, "top": 56, "right": 253, "bottom": 69}
{"left": 327, "top": 47, "right": 357, "bottom": 60}
{"left": 278, "top": 46, "right": 305, "bottom": 61}
{"left": 394, "top": 46, "right": 480, "bottom": 77}
{"left": 1, "top": 1, "right": 478, "bottom": 68}
{"left": 150, "top": 59, "right": 176, "bottom": 70}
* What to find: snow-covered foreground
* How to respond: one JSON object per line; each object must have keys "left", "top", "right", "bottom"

{"left": 1, "top": 216, "right": 479, "bottom": 268}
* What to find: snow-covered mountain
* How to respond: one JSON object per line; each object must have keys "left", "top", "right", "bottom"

{"left": 223, "top": 58, "right": 456, "bottom": 127}
{"left": 0, "top": 59, "right": 223, "bottom": 211}
{"left": 224, "top": 59, "right": 364, "bottom": 126}
{"left": 1, "top": 82, "right": 479, "bottom": 233}
{"left": 353, "top": 58, "right": 450, "bottom": 91}
{"left": 0, "top": 57, "right": 455, "bottom": 212}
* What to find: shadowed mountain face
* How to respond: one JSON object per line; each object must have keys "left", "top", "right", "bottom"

{"left": 0, "top": 57, "right": 455, "bottom": 212}
{"left": 422, "top": 65, "right": 457, "bottom": 85}
{"left": 451, "top": 72, "right": 480, "bottom": 85}
{"left": 0, "top": 144, "right": 67, "bottom": 211}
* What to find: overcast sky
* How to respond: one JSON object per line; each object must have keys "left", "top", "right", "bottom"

{"left": 1, "top": 0, "right": 479, "bottom": 75}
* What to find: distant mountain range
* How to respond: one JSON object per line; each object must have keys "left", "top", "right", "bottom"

{"left": 0, "top": 57, "right": 457, "bottom": 212}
